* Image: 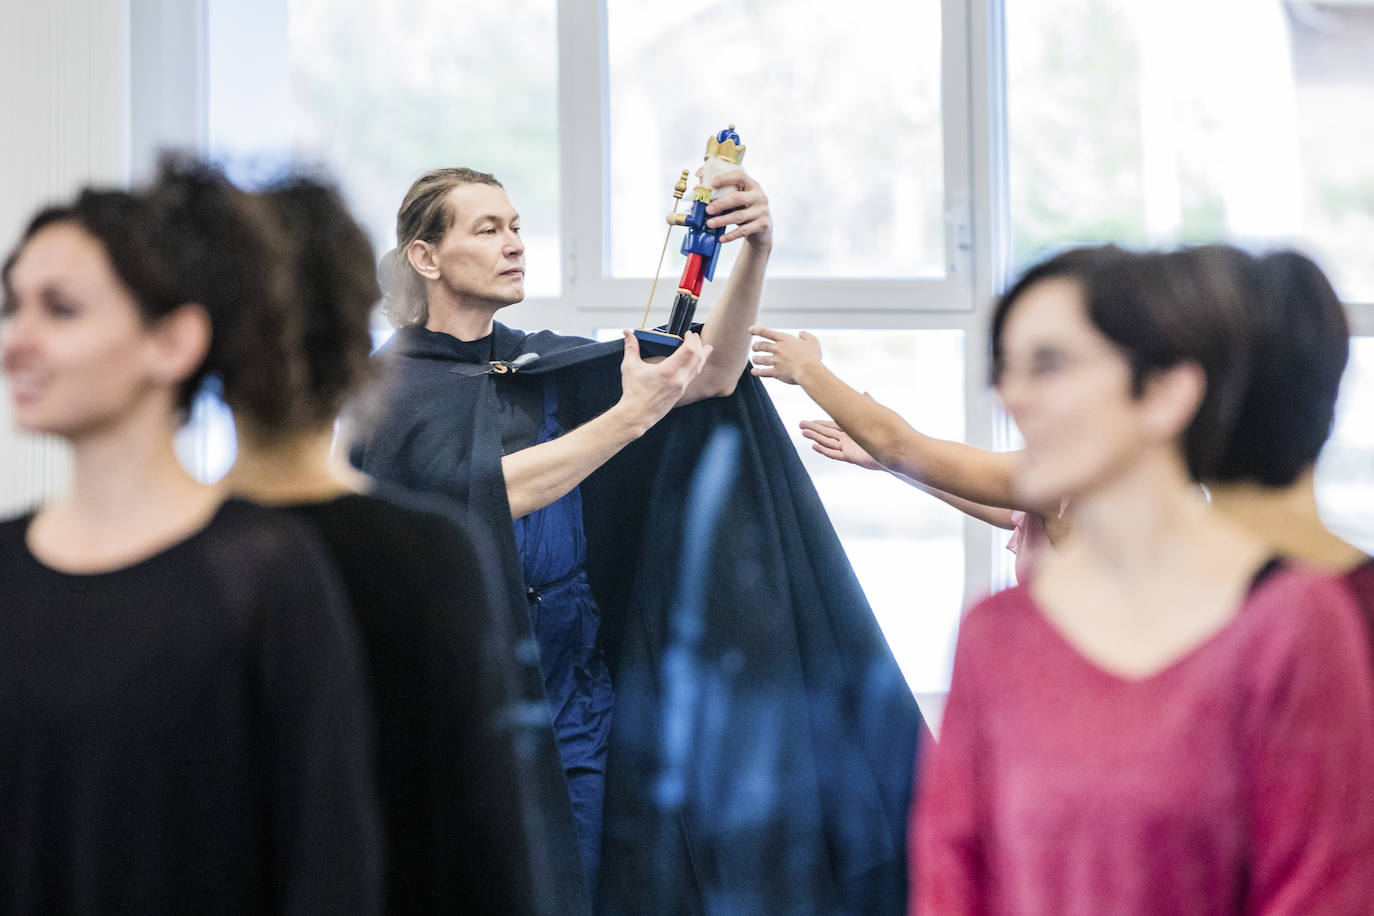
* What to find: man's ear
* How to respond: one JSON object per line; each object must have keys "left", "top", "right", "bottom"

{"left": 407, "top": 239, "right": 440, "bottom": 280}
{"left": 147, "top": 302, "right": 213, "bottom": 387}
{"left": 1140, "top": 360, "right": 1206, "bottom": 443}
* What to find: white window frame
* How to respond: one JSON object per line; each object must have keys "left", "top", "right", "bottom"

{"left": 21, "top": 0, "right": 1372, "bottom": 621}
{"left": 534, "top": 0, "right": 1013, "bottom": 606}
{"left": 1350, "top": 308, "right": 1374, "bottom": 337}
{"left": 129, "top": 0, "right": 1014, "bottom": 610}
{"left": 538, "top": 0, "right": 981, "bottom": 327}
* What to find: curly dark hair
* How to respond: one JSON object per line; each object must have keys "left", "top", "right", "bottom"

{"left": 142, "top": 155, "right": 305, "bottom": 432}
{"left": 3, "top": 172, "right": 295, "bottom": 426}
{"left": 259, "top": 173, "right": 381, "bottom": 427}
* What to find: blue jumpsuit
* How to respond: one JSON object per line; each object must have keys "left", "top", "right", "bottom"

{"left": 511, "top": 380, "right": 615, "bottom": 889}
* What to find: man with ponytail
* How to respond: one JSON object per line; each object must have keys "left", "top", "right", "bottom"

{"left": 355, "top": 163, "right": 769, "bottom": 897}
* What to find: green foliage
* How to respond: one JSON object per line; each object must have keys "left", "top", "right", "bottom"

{"left": 1007, "top": 0, "right": 1144, "bottom": 271}
{"left": 289, "top": 0, "right": 559, "bottom": 249}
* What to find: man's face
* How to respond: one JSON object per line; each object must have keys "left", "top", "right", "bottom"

{"left": 430, "top": 183, "right": 525, "bottom": 309}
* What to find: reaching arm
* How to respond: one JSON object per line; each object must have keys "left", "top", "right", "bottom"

{"left": 502, "top": 331, "right": 710, "bottom": 519}
{"left": 896, "top": 475, "right": 1016, "bottom": 531}
{"left": 800, "top": 419, "right": 1015, "bottom": 530}
{"left": 680, "top": 169, "right": 772, "bottom": 404}
{"left": 751, "top": 326, "right": 1025, "bottom": 510}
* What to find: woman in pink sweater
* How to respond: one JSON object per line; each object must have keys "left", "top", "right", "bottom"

{"left": 912, "top": 246, "right": 1374, "bottom": 914}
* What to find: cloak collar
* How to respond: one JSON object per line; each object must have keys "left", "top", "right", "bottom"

{"left": 380, "top": 323, "right": 531, "bottom": 364}
{"left": 380, "top": 321, "right": 622, "bottom": 377}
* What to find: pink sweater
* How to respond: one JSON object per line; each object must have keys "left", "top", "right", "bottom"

{"left": 1005, "top": 511, "right": 1051, "bottom": 584}
{"left": 1347, "top": 558, "right": 1374, "bottom": 669}
{"left": 913, "top": 568, "right": 1374, "bottom": 915}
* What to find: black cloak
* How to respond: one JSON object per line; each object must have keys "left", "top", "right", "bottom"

{"left": 350, "top": 323, "right": 927, "bottom": 915}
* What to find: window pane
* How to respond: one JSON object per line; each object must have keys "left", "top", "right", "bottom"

{"left": 1007, "top": 0, "right": 1374, "bottom": 302}
{"left": 606, "top": 1, "right": 945, "bottom": 280}
{"left": 1316, "top": 337, "right": 1374, "bottom": 552}
{"left": 760, "top": 331, "right": 966, "bottom": 694}
{"left": 208, "top": 0, "right": 561, "bottom": 296}
{"left": 175, "top": 390, "right": 237, "bottom": 484}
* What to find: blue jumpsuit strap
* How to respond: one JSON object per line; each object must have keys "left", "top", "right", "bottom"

{"left": 539, "top": 377, "right": 560, "bottom": 441}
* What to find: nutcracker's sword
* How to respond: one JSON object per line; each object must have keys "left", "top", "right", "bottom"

{"left": 640, "top": 169, "right": 690, "bottom": 331}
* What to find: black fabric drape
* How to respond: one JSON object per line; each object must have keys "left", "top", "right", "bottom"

{"left": 584, "top": 369, "right": 927, "bottom": 916}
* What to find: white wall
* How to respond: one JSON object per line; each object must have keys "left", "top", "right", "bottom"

{"left": 0, "top": 0, "right": 132, "bottom": 514}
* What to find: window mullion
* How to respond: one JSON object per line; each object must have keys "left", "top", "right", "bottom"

{"left": 557, "top": 0, "right": 609, "bottom": 327}
{"left": 1348, "top": 305, "right": 1374, "bottom": 338}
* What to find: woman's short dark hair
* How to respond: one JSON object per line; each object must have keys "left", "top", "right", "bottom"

{"left": 989, "top": 244, "right": 1255, "bottom": 481}
{"left": 1208, "top": 249, "right": 1349, "bottom": 487}
{"left": 260, "top": 174, "right": 381, "bottom": 428}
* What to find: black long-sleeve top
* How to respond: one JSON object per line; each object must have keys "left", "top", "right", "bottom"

{"left": 0, "top": 498, "right": 382, "bottom": 915}
{"left": 282, "top": 490, "right": 539, "bottom": 914}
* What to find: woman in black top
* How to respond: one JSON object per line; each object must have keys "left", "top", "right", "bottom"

{"left": 212, "top": 172, "right": 563, "bottom": 914}
{"left": 0, "top": 168, "right": 381, "bottom": 913}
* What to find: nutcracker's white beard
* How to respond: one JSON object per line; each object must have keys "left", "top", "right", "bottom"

{"left": 698, "top": 155, "right": 744, "bottom": 203}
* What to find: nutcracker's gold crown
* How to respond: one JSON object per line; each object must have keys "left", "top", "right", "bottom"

{"left": 704, "top": 127, "right": 745, "bottom": 165}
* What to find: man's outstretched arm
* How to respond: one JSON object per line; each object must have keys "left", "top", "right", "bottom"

{"left": 501, "top": 331, "right": 710, "bottom": 519}
{"left": 680, "top": 168, "right": 772, "bottom": 404}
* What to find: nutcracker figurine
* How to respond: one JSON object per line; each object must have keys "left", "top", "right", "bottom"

{"left": 636, "top": 124, "right": 747, "bottom": 356}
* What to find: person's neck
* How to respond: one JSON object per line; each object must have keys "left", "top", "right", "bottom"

{"left": 1057, "top": 449, "right": 1223, "bottom": 583}
{"left": 65, "top": 400, "right": 208, "bottom": 520}
{"left": 1032, "top": 450, "right": 1273, "bottom": 681}
{"left": 30, "top": 400, "right": 220, "bottom": 571}
{"left": 225, "top": 421, "right": 369, "bottom": 505}
{"left": 425, "top": 293, "right": 499, "bottom": 342}
{"left": 1210, "top": 470, "right": 1366, "bottom": 573}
